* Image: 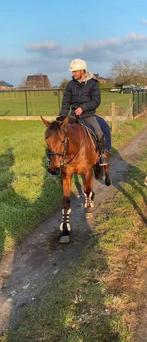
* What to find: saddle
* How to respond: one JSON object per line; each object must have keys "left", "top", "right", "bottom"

{"left": 57, "top": 115, "right": 111, "bottom": 153}
{"left": 78, "top": 116, "right": 111, "bottom": 153}
{"left": 79, "top": 120, "right": 99, "bottom": 150}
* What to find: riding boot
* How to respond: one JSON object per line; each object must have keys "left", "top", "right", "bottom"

{"left": 81, "top": 116, "right": 108, "bottom": 167}
{"left": 98, "top": 137, "right": 109, "bottom": 166}
{"left": 86, "top": 118, "right": 108, "bottom": 167}
{"left": 105, "top": 150, "right": 111, "bottom": 161}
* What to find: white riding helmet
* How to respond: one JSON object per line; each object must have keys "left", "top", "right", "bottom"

{"left": 69, "top": 58, "right": 87, "bottom": 72}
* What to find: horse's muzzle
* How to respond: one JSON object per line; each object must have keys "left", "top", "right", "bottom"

{"left": 48, "top": 167, "right": 60, "bottom": 176}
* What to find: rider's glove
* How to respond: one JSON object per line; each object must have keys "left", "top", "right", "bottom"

{"left": 56, "top": 115, "right": 66, "bottom": 122}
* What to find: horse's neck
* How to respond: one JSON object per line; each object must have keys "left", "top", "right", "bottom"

{"left": 66, "top": 124, "right": 93, "bottom": 159}
{"left": 67, "top": 123, "right": 84, "bottom": 145}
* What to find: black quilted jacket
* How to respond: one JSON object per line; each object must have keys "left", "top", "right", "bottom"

{"left": 59, "top": 76, "right": 101, "bottom": 118}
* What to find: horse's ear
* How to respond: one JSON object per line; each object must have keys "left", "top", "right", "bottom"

{"left": 60, "top": 116, "right": 69, "bottom": 128}
{"left": 40, "top": 116, "right": 50, "bottom": 127}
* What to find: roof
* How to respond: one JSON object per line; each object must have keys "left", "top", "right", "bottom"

{"left": 25, "top": 74, "right": 51, "bottom": 88}
{"left": 0, "top": 81, "right": 13, "bottom": 87}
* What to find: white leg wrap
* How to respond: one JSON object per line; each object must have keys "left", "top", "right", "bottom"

{"left": 84, "top": 191, "right": 94, "bottom": 208}
{"left": 60, "top": 208, "right": 71, "bottom": 231}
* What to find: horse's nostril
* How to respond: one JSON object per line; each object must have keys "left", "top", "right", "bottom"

{"left": 48, "top": 168, "right": 60, "bottom": 176}
{"left": 55, "top": 168, "right": 60, "bottom": 175}
{"left": 48, "top": 169, "right": 52, "bottom": 174}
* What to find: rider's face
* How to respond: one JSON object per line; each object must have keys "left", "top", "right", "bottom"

{"left": 72, "top": 70, "right": 85, "bottom": 80}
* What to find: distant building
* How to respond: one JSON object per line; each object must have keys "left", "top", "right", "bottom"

{"left": 0, "top": 81, "right": 14, "bottom": 90}
{"left": 98, "top": 76, "right": 110, "bottom": 84}
{"left": 25, "top": 74, "right": 51, "bottom": 89}
{"left": 93, "top": 74, "right": 110, "bottom": 84}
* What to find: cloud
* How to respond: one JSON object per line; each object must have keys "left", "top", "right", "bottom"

{"left": 61, "top": 33, "right": 147, "bottom": 62}
{"left": 25, "top": 33, "right": 147, "bottom": 63}
{"left": 1, "top": 33, "right": 147, "bottom": 85}
{"left": 0, "top": 56, "right": 68, "bottom": 86}
{"left": 26, "top": 41, "right": 59, "bottom": 52}
{"left": 140, "top": 17, "right": 147, "bottom": 25}
{"left": 0, "top": 58, "right": 41, "bottom": 69}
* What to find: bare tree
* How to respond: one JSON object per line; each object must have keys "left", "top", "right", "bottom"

{"left": 18, "top": 77, "right": 27, "bottom": 88}
{"left": 111, "top": 60, "right": 133, "bottom": 85}
{"left": 59, "top": 79, "right": 69, "bottom": 89}
{"left": 111, "top": 60, "right": 147, "bottom": 85}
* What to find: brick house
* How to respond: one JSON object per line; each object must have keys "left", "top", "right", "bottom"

{"left": 25, "top": 74, "right": 51, "bottom": 89}
{"left": 0, "top": 81, "right": 14, "bottom": 90}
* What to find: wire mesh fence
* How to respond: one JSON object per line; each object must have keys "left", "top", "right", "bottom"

{"left": 0, "top": 89, "right": 64, "bottom": 117}
{"left": 0, "top": 88, "right": 147, "bottom": 117}
{"left": 132, "top": 91, "right": 147, "bottom": 116}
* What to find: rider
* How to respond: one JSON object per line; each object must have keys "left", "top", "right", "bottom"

{"left": 58, "top": 58, "right": 108, "bottom": 166}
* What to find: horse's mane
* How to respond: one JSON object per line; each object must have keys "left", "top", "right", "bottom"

{"left": 45, "top": 120, "right": 61, "bottom": 139}
{"left": 45, "top": 117, "right": 80, "bottom": 140}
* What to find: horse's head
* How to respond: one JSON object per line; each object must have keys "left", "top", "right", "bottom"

{"left": 41, "top": 116, "right": 68, "bottom": 175}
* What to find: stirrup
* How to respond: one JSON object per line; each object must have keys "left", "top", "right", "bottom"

{"left": 99, "top": 154, "right": 108, "bottom": 166}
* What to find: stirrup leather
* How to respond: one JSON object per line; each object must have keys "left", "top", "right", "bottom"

{"left": 99, "top": 154, "right": 108, "bottom": 166}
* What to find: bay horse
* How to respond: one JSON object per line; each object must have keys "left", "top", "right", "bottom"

{"left": 41, "top": 116, "right": 111, "bottom": 243}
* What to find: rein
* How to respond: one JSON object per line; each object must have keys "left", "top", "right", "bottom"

{"left": 63, "top": 137, "right": 84, "bottom": 166}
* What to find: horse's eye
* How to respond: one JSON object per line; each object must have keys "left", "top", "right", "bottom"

{"left": 46, "top": 150, "right": 50, "bottom": 156}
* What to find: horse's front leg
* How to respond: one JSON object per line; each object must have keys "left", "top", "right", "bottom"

{"left": 59, "top": 172, "right": 72, "bottom": 243}
{"left": 82, "top": 169, "right": 95, "bottom": 210}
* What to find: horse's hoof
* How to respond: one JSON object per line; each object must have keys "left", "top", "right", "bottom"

{"left": 105, "top": 177, "right": 111, "bottom": 186}
{"left": 85, "top": 206, "right": 94, "bottom": 213}
{"left": 59, "top": 235, "right": 70, "bottom": 244}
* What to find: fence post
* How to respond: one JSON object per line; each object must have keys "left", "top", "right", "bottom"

{"left": 111, "top": 102, "right": 117, "bottom": 134}
{"left": 132, "top": 92, "right": 135, "bottom": 118}
{"left": 137, "top": 91, "right": 140, "bottom": 114}
{"left": 145, "top": 92, "right": 147, "bottom": 106}
{"left": 128, "top": 97, "right": 133, "bottom": 119}
{"left": 58, "top": 89, "right": 61, "bottom": 113}
{"left": 24, "top": 90, "right": 29, "bottom": 116}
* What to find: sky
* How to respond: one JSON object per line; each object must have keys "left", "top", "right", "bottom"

{"left": 1, "top": 0, "right": 147, "bottom": 86}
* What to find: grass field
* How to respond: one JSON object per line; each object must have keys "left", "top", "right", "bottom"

{"left": 98, "top": 91, "right": 131, "bottom": 115}
{"left": 0, "top": 116, "right": 147, "bottom": 259}
{"left": 0, "top": 90, "right": 131, "bottom": 116}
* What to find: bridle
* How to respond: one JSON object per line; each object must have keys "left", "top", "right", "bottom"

{"left": 47, "top": 135, "right": 68, "bottom": 167}
{"left": 47, "top": 131, "right": 85, "bottom": 168}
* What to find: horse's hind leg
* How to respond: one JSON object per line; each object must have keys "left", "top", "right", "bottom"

{"left": 103, "top": 162, "right": 111, "bottom": 186}
{"left": 59, "top": 174, "right": 72, "bottom": 243}
{"left": 82, "top": 169, "right": 95, "bottom": 210}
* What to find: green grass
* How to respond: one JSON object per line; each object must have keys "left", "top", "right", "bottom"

{"left": 0, "top": 121, "right": 62, "bottom": 256}
{"left": 0, "top": 90, "right": 130, "bottom": 116}
{"left": 111, "top": 116, "right": 147, "bottom": 152}
{"left": 4, "top": 149, "right": 147, "bottom": 341}
{"left": 0, "top": 90, "right": 62, "bottom": 116}
{"left": 97, "top": 91, "right": 131, "bottom": 115}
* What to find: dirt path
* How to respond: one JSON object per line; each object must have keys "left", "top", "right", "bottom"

{"left": 0, "top": 127, "right": 147, "bottom": 335}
